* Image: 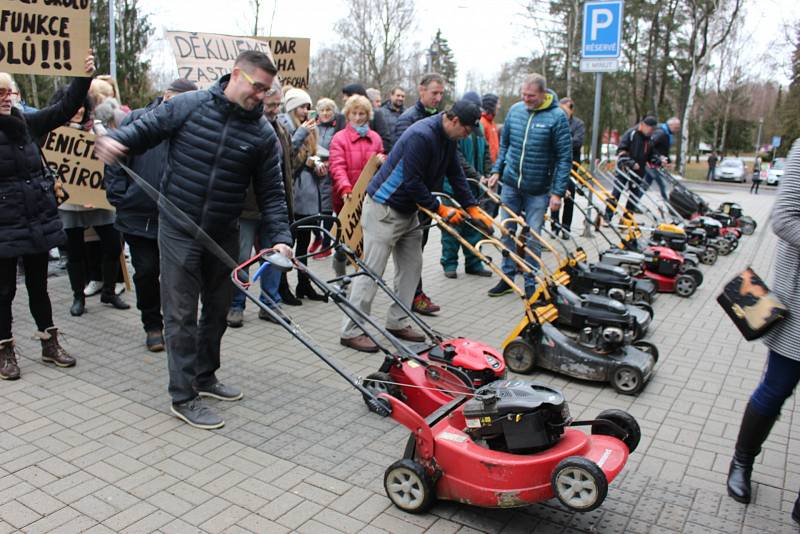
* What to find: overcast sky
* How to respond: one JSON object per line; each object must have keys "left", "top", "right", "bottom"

{"left": 138, "top": 0, "right": 799, "bottom": 93}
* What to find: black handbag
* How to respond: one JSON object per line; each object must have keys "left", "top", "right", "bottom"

{"left": 716, "top": 267, "right": 787, "bottom": 340}
{"left": 37, "top": 145, "right": 69, "bottom": 205}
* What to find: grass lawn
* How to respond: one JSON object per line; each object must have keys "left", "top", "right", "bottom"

{"left": 683, "top": 162, "right": 708, "bottom": 182}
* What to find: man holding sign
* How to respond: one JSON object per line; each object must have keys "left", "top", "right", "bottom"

{"left": 339, "top": 100, "right": 494, "bottom": 353}
{"left": 96, "top": 51, "right": 293, "bottom": 430}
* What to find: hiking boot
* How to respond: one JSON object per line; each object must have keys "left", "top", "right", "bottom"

{"left": 101, "top": 293, "right": 131, "bottom": 310}
{"left": 488, "top": 280, "right": 513, "bottom": 297}
{"left": 0, "top": 339, "right": 20, "bottom": 380}
{"left": 387, "top": 326, "right": 426, "bottom": 342}
{"left": 196, "top": 382, "right": 243, "bottom": 401}
{"left": 443, "top": 270, "right": 457, "bottom": 279}
{"left": 226, "top": 309, "right": 244, "bottom": 328}
{"left": 340, "top": 335, "right": 379, "bottom": 353}
{"left": 171, "top": 398, "right": 224, "bottom": 429}
{"left": 70, "top": 297, "right": 85, "bottom": 317}
{"left": 412, "top": 293, "right": 440, "bottom": 316}
{"left": 793, "top": 495, "right": 799, "bottom": 524}
{"left": 37, "top": 327, "right": 76, "bottom": 368}
{"left": 146, "top": 330, "right": 165, "bottom": 352}
{"left": 465, "top": 268, "right": 491, "bottom": 277}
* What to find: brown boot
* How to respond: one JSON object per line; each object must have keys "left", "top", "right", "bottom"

{"left": 36, "top": 327, "right": 76, "bottom": 368}
{"left": 0, "top": 338, "right": 20, "bottom": 380}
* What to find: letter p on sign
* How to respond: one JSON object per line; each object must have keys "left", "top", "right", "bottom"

{"left": 591, "top": 9, "right": 613, "bottom": 40}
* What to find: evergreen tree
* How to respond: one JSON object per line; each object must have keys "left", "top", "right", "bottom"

{"left": 91, "top": 0, "right": 155, "bottom": 108}
{"left": 428, "top": 30, "right": 457, "bottom": 101}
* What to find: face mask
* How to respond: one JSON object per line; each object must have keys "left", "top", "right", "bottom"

{"left": 351, "top": 122, "right": 369, "bottom": 136}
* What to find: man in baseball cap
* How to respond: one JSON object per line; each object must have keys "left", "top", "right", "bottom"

{"left": 339, "top": 99, "right": 494, "bottom": 352}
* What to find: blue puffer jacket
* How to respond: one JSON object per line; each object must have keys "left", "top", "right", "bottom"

{"left": 108, "top": 75, "right": 291, "bottom": 247}
{"left": 491, "top": 90, "right": 572, "bottom": 197}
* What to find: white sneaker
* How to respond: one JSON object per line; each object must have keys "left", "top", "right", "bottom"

{"left": 84, "top": 280, "right": 103, "bottom": 296}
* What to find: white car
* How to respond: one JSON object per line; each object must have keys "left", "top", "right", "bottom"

{"left": 767, "top": 158, "right": 785, "bottom": 186}
{"left": 714, "top": 159, "right": 745, "bottom": 183}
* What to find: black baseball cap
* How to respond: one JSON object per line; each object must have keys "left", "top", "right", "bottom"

{"left": 450, "top": 100, "right": 481, "bottom": 128}
{"left": 642, "top": 116, "right": 658, "bottom": 127}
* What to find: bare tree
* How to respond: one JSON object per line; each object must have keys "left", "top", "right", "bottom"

{"left": 673, "top": 0, "right": 743, "bottom": 173}
{"left": 333, "top": 0, "right": 417, "bottom": 90}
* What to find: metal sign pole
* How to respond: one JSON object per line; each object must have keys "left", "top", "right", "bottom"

{"left": 109, "top": 0, "right": 117, "bottom": 81}
{"left": 583, "top": 72, "right": 603, "bottom": 236}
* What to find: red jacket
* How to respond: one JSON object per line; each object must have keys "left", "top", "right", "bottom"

{"left": 329, "top": 124, "right": 384, "bottom": 212}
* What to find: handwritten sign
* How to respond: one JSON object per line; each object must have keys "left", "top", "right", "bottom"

{"left": 252, "top": 36, "right": 310, "bottom": 89}
{"left": 0, "top": 0, "right": 92, "bottom": 76}
{"left": 41, "top": 126, "right": 112, "bottom": 210}
{"left": 337, "top": 156, "right": 381, "bottom": 259}
{"left": 165, "top": 31, "right": 309, "bottom": 89}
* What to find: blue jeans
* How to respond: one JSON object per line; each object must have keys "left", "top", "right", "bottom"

{"left": 750, "top": 350, "right": 800, "bottom": 418}
{"left": 643, "top": 169, "right": 668, "bottom": 200}
{"left": 230, "top": 219, "right": 281, "bottom": 311}
{"left": 499, "top": 185, "right": 549, "bottom": 292}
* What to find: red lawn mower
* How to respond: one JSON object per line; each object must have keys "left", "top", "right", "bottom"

{"left": 280, "top": 215, "right": 506, "bottom": 418}
{"left": 231, "top": 249, "right": 639, "bottom": 515}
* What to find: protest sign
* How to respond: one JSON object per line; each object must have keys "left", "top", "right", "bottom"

{"left": 41, "top": 127, "right": 112, "bottom": 211}
{"left": 338, "top": 156, "right": 381, "bottom": 259}
{"left": 0, "top": 0, "right": 92, "bottom": 76}
{"left": 165, "top": 31, "right": 309, "bottom": 89}
{"left": 252, "top": 36, "right": 310, "bottom": 89}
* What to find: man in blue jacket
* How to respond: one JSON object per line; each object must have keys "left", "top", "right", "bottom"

{"left": 340, "top": 101, "right": 494, "bottom": 353}
{"left": 104, "top": 78, "right": 197, "bottom": 353}
{"left": 486, "top": 74, "right": 572, "bottom": 298}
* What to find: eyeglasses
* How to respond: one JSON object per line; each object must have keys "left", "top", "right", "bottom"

{"left": 240, "top": 70, "right": 269, "bottom": 94}
{"left": 264, "top": 102, "right": 280, "bottom": 109}
{"left": 0, "top": 89, "right": 20, "bottom": 99}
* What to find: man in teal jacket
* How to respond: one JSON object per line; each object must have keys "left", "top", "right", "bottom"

{"left": 486, "top": 73, "right": 572, "bottom": 298}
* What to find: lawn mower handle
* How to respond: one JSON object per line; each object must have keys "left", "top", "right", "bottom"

{"left": 230, "top": 248, "right": 293, "bottom": 289}
{"left": 290, "top": 214, "right": 343, "bottom": 261}
{"left": 231, "top": 265, "right": 394, "bottom": 417}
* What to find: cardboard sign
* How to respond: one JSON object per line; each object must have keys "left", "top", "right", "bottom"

{"left": 252, "top": 36, "right": 310, "bottom": 89}
{"left": 165, "top": 31, "right": 309, "bottom": 89}
{"left": 338, "top": 156, "right": 381, "bottom": 259}
{"left": 0, "top": 0, "right": 92, "bottom": 76}
{"left": 41, "top": 127, "right": 112, "bottom": 210}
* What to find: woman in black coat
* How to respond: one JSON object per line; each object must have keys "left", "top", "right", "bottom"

{"left": 0, "top": 52, "right": 95, "bottom": 380}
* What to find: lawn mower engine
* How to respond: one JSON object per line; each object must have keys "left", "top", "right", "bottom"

{"left": 551, "top": 286, "right": 642, "bottom": 351}
{"left": 464, "top": 380, "right": 570, "bottom": 454}
{"left": 423, "top": 339, "right": 506, "bottom": 387}
{"left": 643, "top": 247, "right": 682, "bottom": 277}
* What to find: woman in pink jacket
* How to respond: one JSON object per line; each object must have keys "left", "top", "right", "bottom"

{"left": 329, "top": 95, "right": 384, "bottom": 276}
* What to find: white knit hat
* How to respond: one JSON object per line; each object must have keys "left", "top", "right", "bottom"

{"left": 283, "top": 88, "right": 312, "bottom": 113}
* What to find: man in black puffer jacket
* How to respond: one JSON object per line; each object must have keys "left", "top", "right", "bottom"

{"left": 104, "top": 78, "right": 197, "bottom": 354}
{"left": 96, "top": 51, "right": 293, "bottom": 430}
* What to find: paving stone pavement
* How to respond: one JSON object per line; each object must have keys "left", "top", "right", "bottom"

{"left": 1, "top": 184, "right": 797, "bottom": 533}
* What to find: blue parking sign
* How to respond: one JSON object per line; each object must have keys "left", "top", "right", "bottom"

{"left": 583, "top": 1, "right": 624, "bottom": 59}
